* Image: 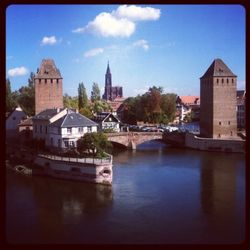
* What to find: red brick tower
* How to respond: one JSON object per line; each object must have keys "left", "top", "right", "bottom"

{"left": 200, "top": 58, "right": 237, "bottom": 138}
{"left": 34, "top": 59, "right": 63, "bottom": 114}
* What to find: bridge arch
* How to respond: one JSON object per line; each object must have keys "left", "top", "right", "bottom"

{"left": 106, "top": 132, "right": 163, "bottom": 150}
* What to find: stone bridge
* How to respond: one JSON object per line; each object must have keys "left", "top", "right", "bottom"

{"left": 106, "top": 132, "right": 163, "bottom": 149}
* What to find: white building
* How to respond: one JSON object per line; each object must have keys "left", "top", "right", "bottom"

{"left": 93, "top": 112, "right": 121, "bottom": 132}
{"left": 6, "top": 106, "right": 27, "bottom": 139}
{"left": 33, "top": 108, "right": 98, "bottom": 150}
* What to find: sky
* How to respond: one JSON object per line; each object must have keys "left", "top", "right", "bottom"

{"left": 6, "top": 4, "right": 246, "bottom": 98}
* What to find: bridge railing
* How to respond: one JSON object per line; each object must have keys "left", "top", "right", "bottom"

{"left": 106, "top": 132, "right": 163, "bottom": 137}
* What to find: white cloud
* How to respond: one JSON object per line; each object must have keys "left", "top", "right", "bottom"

{"left": 75, "top": 12, "right": 135, "bottom": 38}
{"left": 133, "top": 39, "right": 149, "bottom": 51}
{"left": 41, "top": 36, "right": 57, "bottom": 45}
{"left": 114, "top": 5, "right": 161, "bottom": 21}
{"left": 8, "top": 67, "right": 29, "bottom": 77}
{"left": 72, "top": 5, "right": 160, "bottom": 38}
{"left": 84, "top": 48, "right": 104, "bottom": 57}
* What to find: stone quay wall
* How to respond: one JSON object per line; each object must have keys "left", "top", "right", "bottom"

{"left": 185, "top": 133, "right": 245, "bottom": 153}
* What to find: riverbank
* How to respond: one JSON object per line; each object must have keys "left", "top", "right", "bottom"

{"left": 6, "top": 143, "right": 113, "bottom": 185}
{"left": 163, "top": 131, "right": 245, "bottom": 153}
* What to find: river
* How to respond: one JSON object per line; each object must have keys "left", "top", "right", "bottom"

{"left": 6, "top": 141, "right": 245, "bottom": 244}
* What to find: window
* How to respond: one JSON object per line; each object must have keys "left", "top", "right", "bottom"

{"left": 219, "top": 122, "right": 221, "bottom": 125}
{"left": 217, "top": 78, "right": 219, "bottom": 84}
{"left": 64, "top": 141, "right": 69, "bottom": 148}
{"left": 50, "top": 137, "right": 53, "bottom": 146}
{"left": 57, "top": 79, "right": 59, "bottom": 84}
{"left": 58, "top": 139, "right": 61, "bottom": 148}
{"left": 222, "top": 79, "right": 224, "bottom": 84}
{"left": 69, "top": 141, "right": 75, "bottom": 148}
{"left": 45, "top": 79, "right": 47, "bottom": 83}
{"left": 67, "top": 128, "right": 72, "bottom": 134}
{"left": 232, "top": 79, "right": 234, "bottom": 83}
{"left": 228, "top": 121, "right": 230, "bottom": 125}
{"left": 87, "top": 126, "right": 92, "bottom": 133}
{"left": 227, "top": 78, "right": 229, "bottom": 84}
{"left": 78, "top": 127, "right": 83, "bottom": 133}
{"left": 39, "top": 79, "right": 41, "bottom": 83}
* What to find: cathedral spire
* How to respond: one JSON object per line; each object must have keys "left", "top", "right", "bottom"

{"left": 106, "top": 61, "right": 111, "bottom": 75}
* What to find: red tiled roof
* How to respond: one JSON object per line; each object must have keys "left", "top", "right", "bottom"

{"left": 180, "top": 96, "right": 200, "bottom": 105}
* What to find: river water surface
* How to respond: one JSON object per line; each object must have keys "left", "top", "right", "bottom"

{"left": 6, "top": 141, "right": 245, "bottom": 244}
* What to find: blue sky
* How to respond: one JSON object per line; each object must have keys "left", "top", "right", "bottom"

{"left": 6, "top": 4, "right": 245, "bottom": 98}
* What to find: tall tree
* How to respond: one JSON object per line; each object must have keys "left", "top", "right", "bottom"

{"left": 91, "top": 82, "right": 101, "bottom": 102}
{"left": 17, "top": 72, "right": 35, "bottom": 116}
{"left": 78, "top": 82, "right": 88, "bottom": 110}
{"left": 6, "top": 79, "right": 15, "bottom": 112}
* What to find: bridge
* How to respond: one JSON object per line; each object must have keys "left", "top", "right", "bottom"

{"left": 106, "top": 132, "right": 163, "bottom": 149}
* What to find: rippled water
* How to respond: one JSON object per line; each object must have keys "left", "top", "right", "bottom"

{"left": 6, "top": 141, "right": 245, "bottom": 244}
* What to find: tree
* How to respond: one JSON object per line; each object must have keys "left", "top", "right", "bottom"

{"left": 63, "top": 94, "right": 78, "bottom": 109}
{"left": 78, "top": 82, "right": 88, "bottom": 110}
{"left": 161, "top": 93, "right": 177, "bottom": 122}
{"left": 6, "top": 79, "right": 16, "bottom": 112}
{"left": 77, "top": 132, "right": 112, "bottom": 157}
{"left": 91, "top": 82, "right": 101, "bottom": 102}
{"left": 17, "top": 72, "right": 35, "bottom": 116}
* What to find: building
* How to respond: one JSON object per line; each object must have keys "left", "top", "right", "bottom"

{"left": 176, "top": 96, "right": 200, "bottom": 122}
{"left": 18, "top": 117, "right": 33, "bottom": 144}
{"left": 93, "top": 112, "right": 121, "bottom": 132}
{"left": 34, "top": 59, "right": 63, "bottom": 115}
{"left": 200, "top": 58, "right": 237, "bottom": 138}
{"left": 32, "top": 108, "right": 98, "bottom": 151}
{"left": 6, "top": 106, "right": 27, "bottom": 139}
{"left": 102, "top": 62, "right": 123, "bottom": 101}
{"left": 236, "top": 90, "right": 246, "bottom": 129}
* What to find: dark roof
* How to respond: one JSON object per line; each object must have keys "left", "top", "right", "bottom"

{"left": 200, "top": 58, "right": 237, "bottom": 79}
{"left": 93, "top": 112, "right": 120, "bottom": 123}
{"left": 35, "top": 59, "right": 62, "bottom": 79}
{"left": 33, "top": 108, "right": 65, "bottom": 120}
{"left": 237, "top": 90, "right": 246, "bottom": 99}
{"left": 50, "top": 112, "right": 98, "bottom": 128}
{"left": 18, "top": 117, "right": 33, "bottom": 126}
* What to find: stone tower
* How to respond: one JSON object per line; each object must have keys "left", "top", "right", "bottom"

{"left": 200, "top": 58, "right": 237, "bottom": 138}
{"left": 34, "top": 59, "right": 63, "bottom": 114}
{"left": 102, "top": 61, "right": 112, "bottom": 101}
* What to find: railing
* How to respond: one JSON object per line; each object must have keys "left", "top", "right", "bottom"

{"left": 38, "top": 153, "right": 113, "bottom": 165}
{"left": 106, "top": 132, "right": 163, "bottom": 137}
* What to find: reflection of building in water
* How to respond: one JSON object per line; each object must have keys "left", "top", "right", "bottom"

{"left": 30, "top": 179, "right": 113, "bottom": 241}
{"left": 199, "top": 155, "right": 243, "bottom": 242}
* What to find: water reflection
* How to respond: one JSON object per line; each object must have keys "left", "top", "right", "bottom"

{"left": 199, "top": 153, "right": 245, "bottom": 243}
{"left": 6, "top": 169, "right": 113, "bottom": 243}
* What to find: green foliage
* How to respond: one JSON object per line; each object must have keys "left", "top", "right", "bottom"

{"left": 6, "top": 73, "right": 35, "bottom": 116}
{"left": 79, "top": 106, "right": 93, "bottom": 119}
{"left": 63, "top": 94, "right": 78, "bottom": 109}
{"left": 92, "top": 100, "right": 112, "bottom": 114}
{"left": 6, "top": 79, "right": 16, "bottom": 112}
{"left": 77, "top": 132, "right": 112, "bottom": 157}
{"left": 78, "top": 82, "right": 88, "bottom": 110}
{"left": 91, "top": 82, "right": 101, "bottom": 102}
{"left": 122, "top": 86, "right": 177, "bottom": 125}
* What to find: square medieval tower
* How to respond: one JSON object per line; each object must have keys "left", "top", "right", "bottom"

{"left": 200, "top": 58, "right": 237, "bottom": 138}
{"left": 34, "top": 59, "right": 63, "bottom": 114}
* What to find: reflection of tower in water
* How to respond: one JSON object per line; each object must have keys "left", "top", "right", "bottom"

{"left": 200, "top": 155, "right": 244, "bottom": 242}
